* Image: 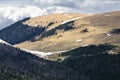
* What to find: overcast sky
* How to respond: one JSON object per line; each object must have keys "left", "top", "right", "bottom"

{"left": 0, "top": 0, "right": 120, "bottom": 29}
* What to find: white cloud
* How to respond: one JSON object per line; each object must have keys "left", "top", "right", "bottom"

{"left": 34, "top": 0, "right": 61, "bottom": 5}
{"left": 0, "top": 6, "right": 48, "bottom": 21}
{"left": 0, "top": 5, "right": 72, "bottom": 29}
{"left": 34, "top": 0, "right": 120, "bottom": 13}
{"left": 0, "top": 0, "right": 120, "bottom": 30}
{"left": 0, "top": 6, "right": 49, "bottom": 29}
{"left": 0, "top": 17, "right": 13, "bottom": 30}
{"left": 47, "top": 6, "right": 77, "bottom": 13}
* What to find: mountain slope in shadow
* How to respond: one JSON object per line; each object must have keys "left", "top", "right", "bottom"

{"left": 55, "top": 44, "right": 120, "bottom": 80}
{"left": 0, "top": 43, "right": 78, "bottom": 80}
{"left": 0, "top": 18, "right": 45, "bottom": 44}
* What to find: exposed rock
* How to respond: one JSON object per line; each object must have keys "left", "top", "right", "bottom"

{"left": 81, "top": 28, "right": 89, "bottom": 33}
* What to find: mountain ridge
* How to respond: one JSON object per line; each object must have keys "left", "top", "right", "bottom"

{"left": 0, "top": 11, "right": 120, "bottom": 52}
{"left": 15, "top": 11, "right": 120, "bottom": 52}
{"left": 0, "top": 42, "right": 78, "bottom": 80}
{"left": 0, "top": 11, "right": 120, "bottom": 80}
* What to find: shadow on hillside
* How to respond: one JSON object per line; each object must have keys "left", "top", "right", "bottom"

{"left": 1, "top": 43, "right": 120, "bottom": 80}
{"left": 40, "top": 21, "right": 74, "bottom": 38}
{"left": 60, "top": 44, "right": 120, "bottom": 80}
{"left": 61, "top": 44, "right": 116, "bottom": 57}
{"left": 0, "top": 43, "right": 75, "bottom": 80}
{"left": 0, "top": 18, "right": 45, "bottom": 44}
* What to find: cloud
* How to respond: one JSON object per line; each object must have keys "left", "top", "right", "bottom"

{"left": 0, "top": 6, "right": 48, "bottom": 21}
{"left": 0, "top": 6, "right": 48, "bottom": 29}
{"left": 0, "top": 17, "right": 13, "bottom": 30}
{"left": 34, "top": 0, "right": 120, "bottom": 13}
{"left": 0, "top": 0, "right": 120, "bottom": 29}
{"left": 46, "top": 6, "right": 78, "bottom": 13}
{"left": 80, "top": 1, "right": 120, "bottom": 13}
{"left": 34, "top": 0, "right": 61, "bottom": 5}
{"left": 0, "top": 5, "right": 73, "bottom": 29}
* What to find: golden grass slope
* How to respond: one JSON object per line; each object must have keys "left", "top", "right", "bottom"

{"left": 23, "top": 13, "right": 87, "bottom": 30}
{"left": 15, "top": 11, "right": 120, "bottom": 52}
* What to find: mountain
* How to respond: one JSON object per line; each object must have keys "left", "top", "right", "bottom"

{"left": 0, "top": 39, "right": 11, "bottom": 45}
{"left": 0, "top": 14, "right": 86, "bottom": 45}
{"left": 0, "top": 13, "right": 87, "bottom": 51}
{"left": 14, "top": 11, "right": 120, "bottom": 52}
{"left": 1, "top": 40, "right": 120, "bottom": 80}
{"left": 47, "top": 44, "right": 120, "bottom": 80}
{"left": 0, "top": 42, "right": 77, "bottom": 80}
{"left": 0, "top": 11, "right": 120, "bottom": 80}
{"left": 0, "top": 18, "right": 45, "bottom": 44}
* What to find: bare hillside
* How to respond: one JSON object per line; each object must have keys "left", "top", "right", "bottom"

{"left": 15, "top": 11, "right": 120, "bottom": 52}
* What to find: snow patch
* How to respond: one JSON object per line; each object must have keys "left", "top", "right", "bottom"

{"left": 76, "top": 39, "right": 83, "bottom": 42}
{"left": 105, "top": 15, "right": 110, "bottom": 16}
{"left": 61, "top": 17, "right": 82, "bottom": 25}
{"left": 81, "top": 44, "right": 88, "bottom": 47}
{"left": 21, "top": 44, "right": 92, "bottom": 58}
{"left": 22, "top": 49, "right": 53, "bottom": 57}
{"left": 52, "top": 50, "right": 69, "bottom": 54}
{"left": 22, "top": 47, "right": 77, "bottom": 58}
{"left": 106, "top": 33, "right": 111, "bottom": 36}
{"left": 0, "top": 39, "right": 11, "bottom": 46}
